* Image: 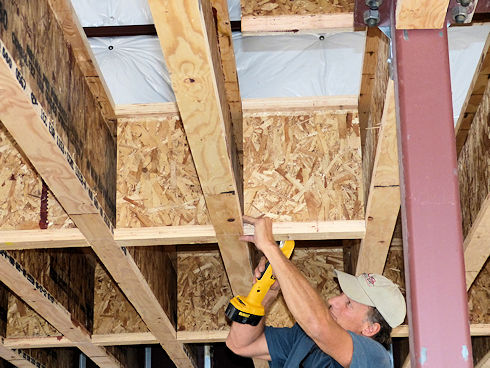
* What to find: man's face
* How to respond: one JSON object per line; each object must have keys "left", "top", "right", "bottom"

{"left": 327, "top": 293, "right": 371, "bottom": 335}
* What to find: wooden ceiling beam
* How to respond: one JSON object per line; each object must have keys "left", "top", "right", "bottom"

{"left": 148, "top": 0, "right": 253, "bottom": 296}
{"left": 115, "top": 96, "right": 358, "bottom": 119}
{"left": 396, "top": 0, "right": 451, "bottom": 29}
{"left": 455, "top": 34, "right": 490, "bottom": 155}
{"left": 241, "top": 14, "right": 354, "bottom": 34}
{"left": 0, "top": 220, "right": 366, "bottom": 250}
{"left": 356, "top": 80, "right": 400, "bottom": 275}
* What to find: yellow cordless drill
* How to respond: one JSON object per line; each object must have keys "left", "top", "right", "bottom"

{"left": 225, "top": 240, "right": 295, "bottom": 325}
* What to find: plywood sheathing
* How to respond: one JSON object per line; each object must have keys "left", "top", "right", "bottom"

{"left": 382, "top": 213, "right": 406, "bottom": 296}
{"left": 4, "top": 248, "right": 95, "bottom": 336}
{"left": 117, "top": 117, "right": 209, "bottom": 228}
{"left": 241, "top": 0, "right": 355, "bottom": 16}
{"left": 0, "top": 124, "right": 73, "bottom": 230}
{"left": 177, "top": 247, "right": 343, "bottom": 331}
{"left": 93, "top": 264, "right": 147, "bottom": 335}
{"left": 0, "top": 0, "right": 116, "bottom": 224}
{"left": 458, "top": 79, "right": 490, "bottom": 239}
{"left": 6, "top": 295, "right": 59, "bottom": 338}
{"left": 244, "top": 111, "right": 363, "bottom": 221}
{"left": 360, "top": 31, "right": 390, "bottom": 208}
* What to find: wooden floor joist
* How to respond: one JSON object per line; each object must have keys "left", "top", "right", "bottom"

{"left": 0, "top": 220, "right": 366, "bottom": 250}
{"left": 0, "top": 251, "right": 121, "bottom": 367}
{"left": 148, "top": 0, "right": 253, "bottom": 296}
{"left": 455, "top": 34, "right": 490, "bottom": 154}
{"left": 356, "top": 81, "right": 400, "bottom": 275}
{"left": 0, "top": 10, "right": 194, "bottom": 367}
{"left": 3, "top": 324, "right": 490, "bottom": 350}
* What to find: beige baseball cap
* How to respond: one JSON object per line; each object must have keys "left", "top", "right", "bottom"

{"left": 334, "top": 270, "right": 406, "bottom": 328}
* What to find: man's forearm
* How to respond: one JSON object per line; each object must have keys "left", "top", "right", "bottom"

{"left": 261, "top": 245, "right": 333, "bottom": 338}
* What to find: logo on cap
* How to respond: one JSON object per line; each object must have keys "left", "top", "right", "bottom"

{"left": 364, "top": 273, "right": 377, "bottom": 286}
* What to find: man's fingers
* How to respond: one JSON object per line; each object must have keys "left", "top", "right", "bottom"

{"left": 239, "top": 235, "right": 254, "bottom": 243}
{"left": 242, "top": 215, "right": 257, "bottom": 225}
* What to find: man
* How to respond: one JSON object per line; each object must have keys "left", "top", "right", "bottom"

{"left": 226, "top": 216, "right": 406, "bottom": 367}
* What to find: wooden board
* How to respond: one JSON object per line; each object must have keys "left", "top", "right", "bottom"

{"left": 455, "top": 34, "right": 490, "bottom": 154}
{"left": 0, "top": 0, "right": 116, "bottom": 224}
{"left": 241, "top": 0, "right": 354, "bottom": 33}
{"left": 0, "top": 220, "right": 365, "bottom": 251}
{"left": 0, "top": 124, "right": 73, "bottom": 230}
{"left": 395, "top": 0, "right": 451, "bottom": 29}
{"left": 117, "top": 117, "right": 209, "bottom": 228}
{"left": 468, "top": 259, "right": 490, "bottom": 324}
{"left": 360, "top": 30, "right": 390, "bottom": 208}
{"left": 241, "top": 0, "right": 355, "bottom": 15}
{"left": 244, "top": 111, "right": 363, "bottom": 222}
{"left": 148, "top": 0, "right": 252, "bottom": 297}
{"left": 356, "top": 80, "right": 400, "bottom": 275}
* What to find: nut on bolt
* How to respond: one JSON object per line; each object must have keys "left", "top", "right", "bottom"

{"left": 458, "top": 0, "right": 472, "bottom": 7}
{"left": 452, "top": 4, "right": 468, "bottom": 23}
{"left": 365, "top": 0, "right": 383, "bottom": 9}
{"left": 364, "top": 9, "right": 380, "bottom": 27}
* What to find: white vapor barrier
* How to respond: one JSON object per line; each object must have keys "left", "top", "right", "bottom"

{"left": 88, "top": 36, "right": 175, "bottom": 104}
{"left": 448, "top": 24, "right": 490, "bottom": 123}
{"left": 228, "top": 0, "right": 242, "bottom": 21}
{"left": 233, "top": 32, "right": 366, "bottom": 98}
{"left": 71, "top": 0, "right": 240, "bottom": 26}
{"left": 71, "top": 0, "right": 154, "bottom": 26}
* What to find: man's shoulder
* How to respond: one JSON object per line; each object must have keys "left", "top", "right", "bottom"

{"left": 348, "top": 331, "right": 391, "bottom": 368}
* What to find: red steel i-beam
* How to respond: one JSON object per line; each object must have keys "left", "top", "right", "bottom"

{"left": 391, "top": 26, "right": 473, "bottom": 367}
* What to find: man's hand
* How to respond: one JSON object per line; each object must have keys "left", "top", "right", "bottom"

{"left": 254, "top": 256, "right": 281, "bottom": 308}
{"left": 240, "top": 215, "right": 276, "bottom": 253}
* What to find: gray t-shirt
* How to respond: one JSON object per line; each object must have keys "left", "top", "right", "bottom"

{"left": 264, "top": 323, "right": 391, "bottom": 367}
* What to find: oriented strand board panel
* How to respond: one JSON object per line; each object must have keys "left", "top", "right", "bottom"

{"left": 0, "top": 0, "right": 116, "bottom": 224}
{"left": 177, "top": 247, "right": 343, "bottom": 331}
{"left": 93, "top": 264, "right": 148, "bottom": 335}
{"left": 5, "top": 249, "right": 95, "bottom": 334}
{"left": 244, "top": 111, "right": 363, "bottom": 221}
{"left": 117, "top": 117, "right": 209, "bottom": 228}
{"left": 458, "top": 79, "right": 490, "bottom": 239}
{"left": 7, "top": 295, "right": 59, "bottom": 338}
{"left": 241, "top": 0, "right": 355, "bottom": 15}
{"left": 468, "top": 259, "right": 490, "bottom": 324}
{"left": 177, "top": 250, "right": 233, "bottom": 332}
{"left": 0, "top": 123, "right": 73, "bottom": 230}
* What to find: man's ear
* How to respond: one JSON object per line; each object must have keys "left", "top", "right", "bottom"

{"left": 361, "top": 322, "right": 381, "bottom": 337}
